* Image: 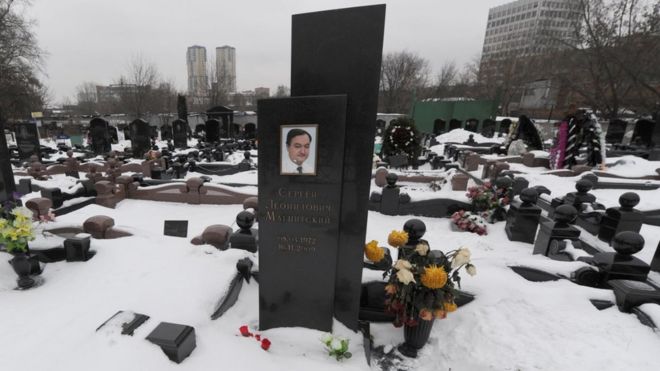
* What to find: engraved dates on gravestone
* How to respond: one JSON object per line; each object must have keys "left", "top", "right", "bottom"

{"left": 258, "top": 95, "right": 347, "bottom": 332}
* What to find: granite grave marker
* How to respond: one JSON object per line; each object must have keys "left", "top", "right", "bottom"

{"left": 258, "top": 95, "right": 347, "bottom": 332}
{"left": 15, "top": 122, "right": 40, "bottom": 160}
{"left": 290, "top": 4, "right": 385, "bottom": 330}
{"left": 130, "top": 119, "right": 151, "bottom": 158}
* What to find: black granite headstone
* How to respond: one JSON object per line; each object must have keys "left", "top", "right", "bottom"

{"left": 164, "top": 220, "right": 189, "bottom": 238}
{"left": 505, "top": 188, "right": 542, "bottom": 244}
{"left": 0, "top": 115, "right": 16, "bottom": 203}
{"left": 258, "top": 95, "right": 347, "bottom": 331}
{"left": 598, "top": 192, "right": 643, "bottom": 245}
{"left": 533, "top": 205, "right": 580, "bottom": 256}
{"left": 229, "top": 211, "right": 258, "bottom": 253}
{"left": 89, "top": 117, "right": 112, "bottom": 155}
{"left": 609, "top": 279, "right": 660, "bottom": 312}
{"left": 172, "top": 119, "right": 188, "bottom": 149}
{"left": 290, "top": 4, "right": 385, "bottom": 331}
{"left": 64, "top": 235, "right": 92, "bottom": 262}
{"left": 15, "top": 122, "right": 40, "bottom": 160}
{"left": 161, "top": 124, "right": 173, "bottom": 141}
{"left": 130, "top": 119, "right": 151, "bottom": 158}
{"left": 205, "top": 119, "right": 220, "bottom": 143}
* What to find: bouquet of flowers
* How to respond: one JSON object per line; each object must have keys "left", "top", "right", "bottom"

{"left": 0, "top": 201, "right": 36, "bottom": 254}
{"left": 466, "top": 180, "right": 510, "bottom": 222}
{"left": 320, "top": 333, "right": 351, "bottom": 361}
{"left": 374, "top": 230, "right": 476, "bottom": 327}
{"left": 450, "top": 210, "right": 488, "bottom": 235}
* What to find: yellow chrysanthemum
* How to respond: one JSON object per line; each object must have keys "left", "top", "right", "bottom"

{"left": 387, "top": 230, "right": 409, "bottom": 247}
{"left": 0, "top": 219, "right": 7, "bottom": 229}
{"left": 420, "top": 265, "right": 448, "bottom": 289}
{"left": 364, "top": 240, "right": 385, "bottom": 262}
{"left": 444, "top": 301, "right": 458, "bottom": 312}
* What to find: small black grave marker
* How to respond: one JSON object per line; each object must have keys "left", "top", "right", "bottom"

{"left": 164, "top": 220, "right": 189, "bottom": 238}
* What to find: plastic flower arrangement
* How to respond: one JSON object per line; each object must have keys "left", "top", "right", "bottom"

{"left": 379, "top": 230, "right": 476, "bottom": 327}
{"left": 466, "top": 180, "right": 511, "bottom": 222}
{"left": 451, "top": 210, "right": 488, "bottom": 235}
{"left": 320, "top": 333, "right": 351, "bottom": 361}
{"left": 0, "top": 201, "right": 36, "bottom": 254}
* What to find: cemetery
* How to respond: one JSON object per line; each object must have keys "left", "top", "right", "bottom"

{"left": 2, "top": 4, "right": 660, "bottom": 371}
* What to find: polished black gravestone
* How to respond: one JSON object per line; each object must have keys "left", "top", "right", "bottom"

{"left": 598, "top": 192, "right": 643, "bottom": 245}
{"left": 130, "top": 119, "right": 151, "bottom": 158}
{"left": 505, "top": 188, "right": 542, "bottom": 244}
{"left": 160, "top": 124, "right": 173, "bottom": 141}
{"left": 205, "top": 119, "right": 220, "bottom": 142}
{"left": 0, "top": 115, "right": 16, "bottom": 203}
{"left": 15, "top": 122, "right": 40, "bottom": 160}
{"left": 146, "top": 322, "right": 196, "bottom": 364}
{"left": 380, "top": 173, "right": 401, "bottom": 216}
{"left": 290, "top": 4, "right": 385, "bottom": 331}
{"left": 89, "top": 117, "right": 112, "bottom": 155}
{"left": 164, "top": 220, "right": 189, "bottom": 238}
{"left": 533, "top": 205, "right": 580, "bottom": 257}
{"left": 258, "top": 95, "right": 347, "bottom": 331}
{"left": 172, "top": 119, "right": 188, "bottom": 149}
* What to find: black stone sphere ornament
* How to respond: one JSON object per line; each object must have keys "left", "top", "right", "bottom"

{"left": 612, "top": 231, "right": 645, "bottom": 256}
{"left": 554, "top": 205, "right": 578, "bottom": 226}
{"left": 520, "top": 188, "right": 539, "bottom": 206}
{"left": 495, "top": 176, "right": 513, "bottom": 189}
{"left": 236, "top": 211, "right": 255, "bottom": 230}
{"left": 619, "top": 192, "right": 640, "bottom": 211}
{"left": 403, "top": 219, "right": 426, "bottom": 243}
{"left": 385, "top": 173, "right": 398, "bottom": 188}
{"left": 575, "top": 179, "right": 593, "bottom": 194}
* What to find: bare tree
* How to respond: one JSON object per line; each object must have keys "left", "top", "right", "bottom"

{"left": 207, "top": 56, "right": 231, "bottom": 107}
{"left": 75, "top": 82, "right": 98, "bottom": 116}
{"left": 379, "top": 51, "right": 430, "bottom": 113}
{"left": 115, "top": 54, "right": 159, "bottom": 119}
{"left": 433, "top": 61, "right": 458, "bottom": 98}
{"left": 547, "top": 0, "right": 659, "bottom": 117}
{"left": 0, "top": 0, "right": 47, "bottom": 120}
{"left": 274, "top": 85, "right": 290, "bottom": 97}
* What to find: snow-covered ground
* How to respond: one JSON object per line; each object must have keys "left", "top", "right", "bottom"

{"left": 3, "top": 135, "right": 660, "bottom": 370}
{"left": 2, "top": 178, "right": 660, "bottom": 370}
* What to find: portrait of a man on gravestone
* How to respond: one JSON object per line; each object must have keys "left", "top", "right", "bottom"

{"left": 280, "top": 125, "right": 317, "bottom": 175}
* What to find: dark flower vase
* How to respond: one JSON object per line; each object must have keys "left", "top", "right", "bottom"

{"left": 398, "top": 319, "right": 434, "bottom": 358}
{"left": 9, "top": 252, "right": 36, "bottom": 289}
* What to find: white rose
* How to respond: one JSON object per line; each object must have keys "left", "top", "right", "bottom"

{"left": 331, "top": 338, "right": 343, "bottom": 351}
{"left": 415, "top": 243, "right": 429, "bottom": 256}
{"left": 394, "top": 259, "right": 412, "bottom": 270}
{"left": 321, "top": 333, "right": 333, "bottom": 344}
{"left": 452, "top": 248, "right": 471, "bottom": 268}
{"left": 396, "top": 269, "right": 416, "bottom": 285}
{"left": 466, "top": 264, "right": 477, "bottom": 276}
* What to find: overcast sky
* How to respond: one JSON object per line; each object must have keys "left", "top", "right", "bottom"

{"left": 30, "top": 0, "right": 506, "bottom": 104}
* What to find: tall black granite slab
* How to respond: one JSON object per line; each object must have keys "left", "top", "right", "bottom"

{"left": 0, "top": 115, "right": 16, "bottom": 203}
{"left": 291, "top": 4, "right": 385, "bottom": 330}
{"left": 258, "top": 95, "right": 347, "bottom": 332}
{"left": 89, "top": 117, "right": 111, "bottom": 155}
{"left": 15, "top": 123, "right": 40, "bottom": 160}
{"left": 205, "top": 119, "right": 220, "bottom": 143}
{"left": 130, "top": 119, "right": 151, "bottom": 158}
{"left": 505, "top": 189, "right": 542, "bottom": 244}
{"left": 172, "top": 119, "right": 188, "bottom": 149}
